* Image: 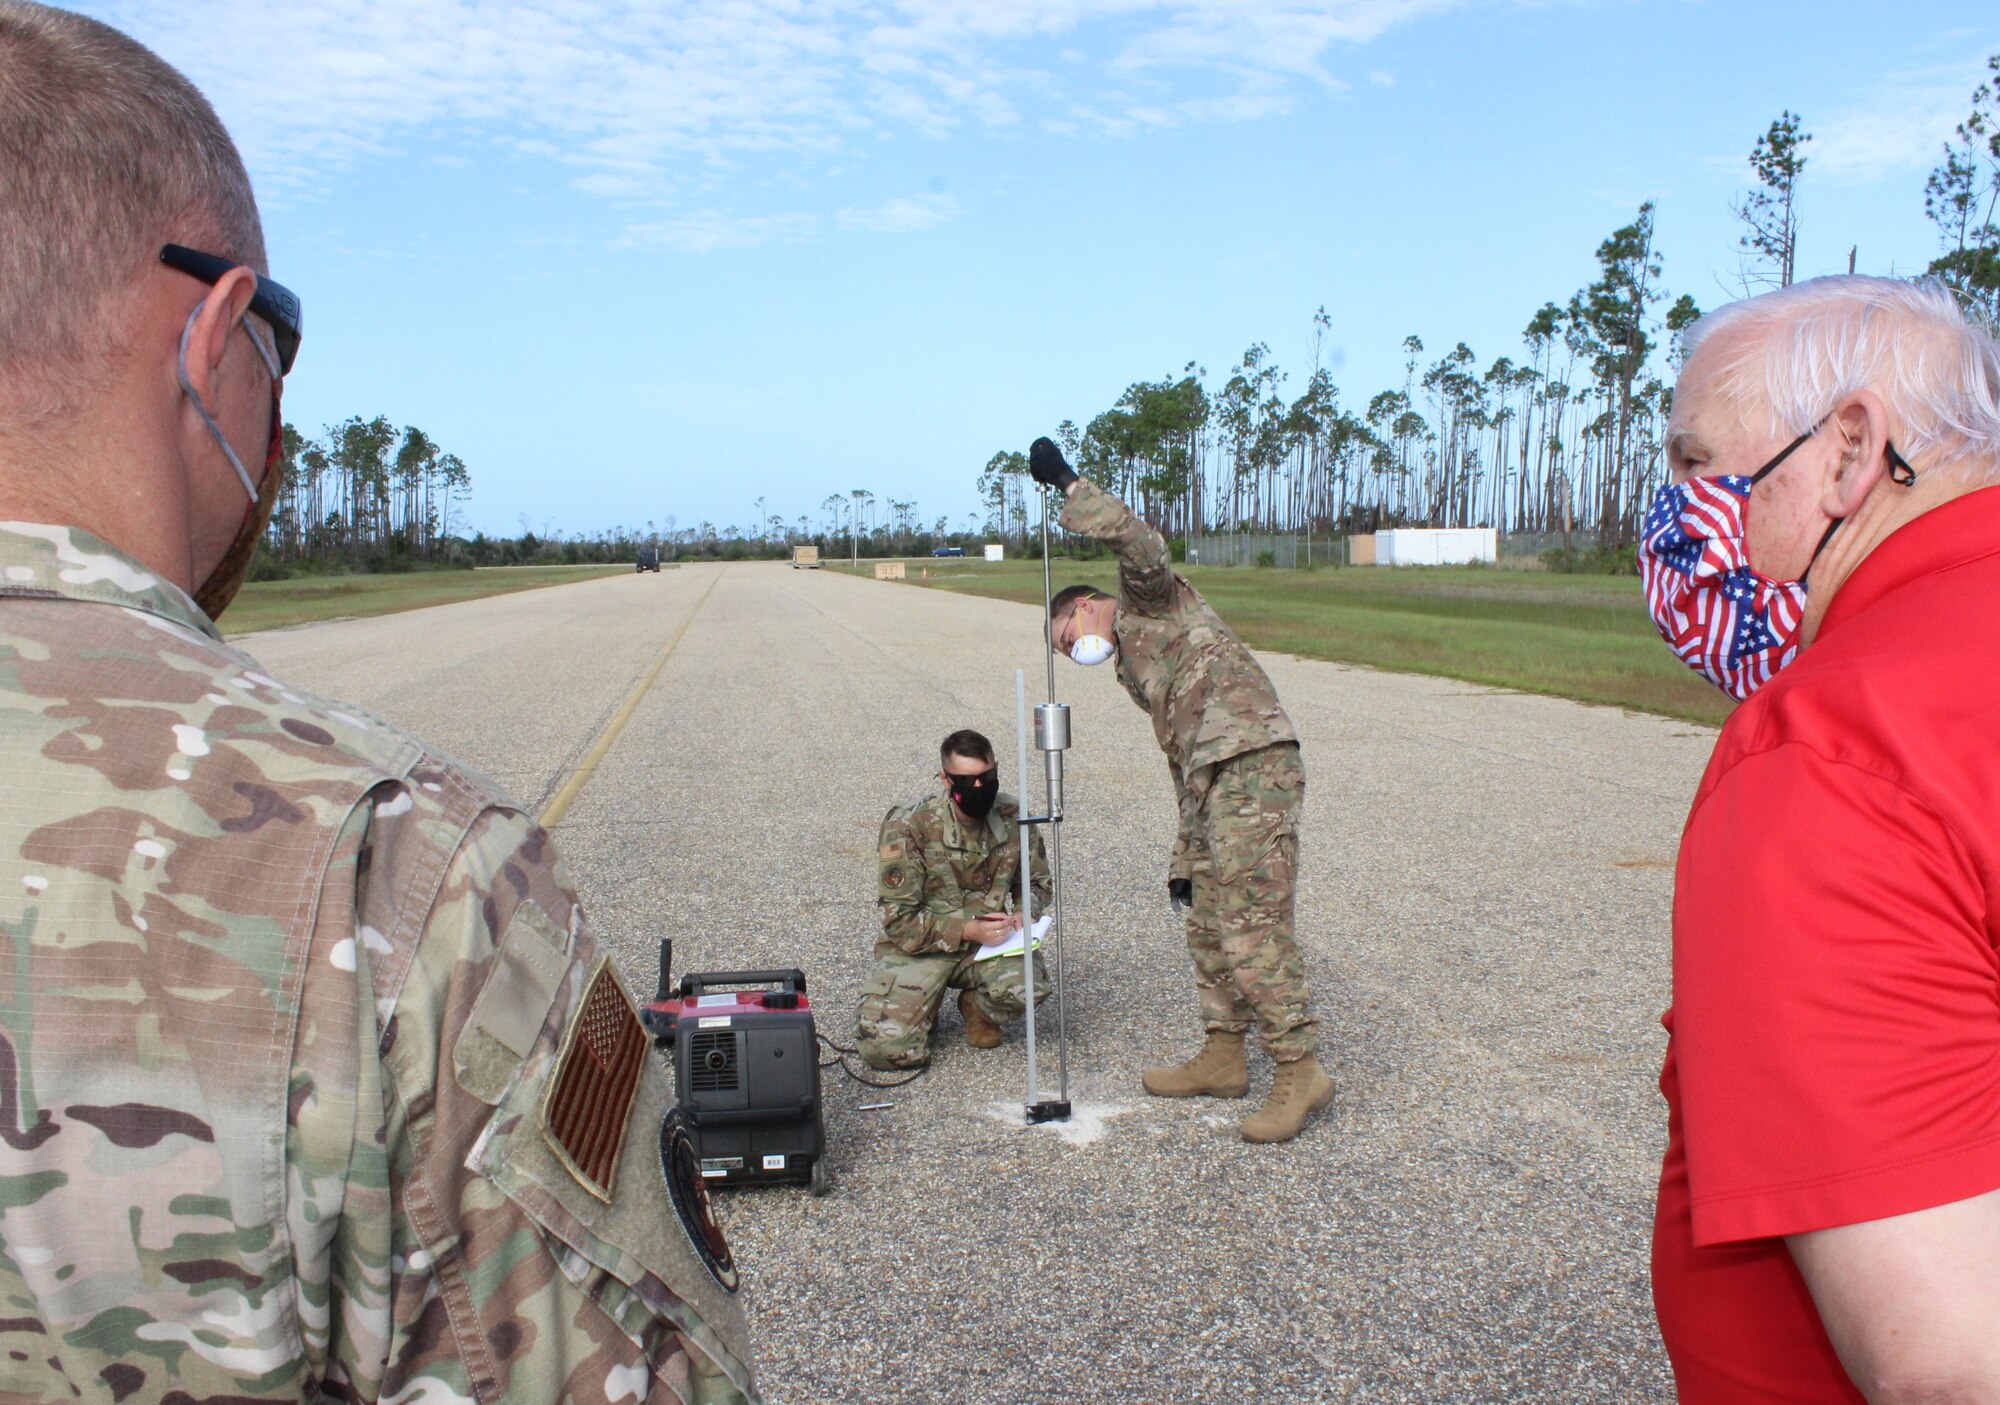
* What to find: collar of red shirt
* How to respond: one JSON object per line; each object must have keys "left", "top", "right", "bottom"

{"left": 1815, "top": 483, "right": 2000, "bottom": 642}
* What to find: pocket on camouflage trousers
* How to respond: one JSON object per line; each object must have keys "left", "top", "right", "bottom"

{"left": 1204, "top": 745, "right": 1303, "bottom": 885}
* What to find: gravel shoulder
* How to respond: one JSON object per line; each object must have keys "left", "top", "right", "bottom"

{"left": 243, "top": 560, "right": 1715, "bottom": 1404}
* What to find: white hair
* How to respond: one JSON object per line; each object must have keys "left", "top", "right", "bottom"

{"left": 0, "top": 1, "right": 263, "bottom": 413}
{"left": 1682, "top": 275, "right": 2000, "bottom": 480}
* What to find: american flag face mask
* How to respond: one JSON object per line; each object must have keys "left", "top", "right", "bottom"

{"left": 1637, "top": 424, "right": 1830, "bottom": 702}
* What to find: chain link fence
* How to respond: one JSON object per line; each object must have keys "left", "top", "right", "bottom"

{"left": 1186, "top": 529, "right": 1591, "bottom": 568}
{"left": 1183, "top": 533, "right": 1349, "bottom": 568}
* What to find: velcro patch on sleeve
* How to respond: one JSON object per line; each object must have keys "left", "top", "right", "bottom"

{"left": 542, "top": 956, "right": 648, "bottom": 1202}
{"left": 471, "top": 900, "right": 568, "bottom": 1057}
{"left": 880, "top": 827, "right": 920, "bottom": 899}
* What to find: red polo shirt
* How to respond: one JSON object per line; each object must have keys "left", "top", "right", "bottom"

{"left": 1653, "top": 486, "right": 2000, "bottom": 1402}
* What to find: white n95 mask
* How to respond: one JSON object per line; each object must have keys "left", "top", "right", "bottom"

{"left": 1069, "top": 635, "right": 1115, "bottom": 667}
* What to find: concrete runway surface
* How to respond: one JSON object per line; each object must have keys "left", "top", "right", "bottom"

{"left": 247, "top": 561, "right": 1719, "bottom": 1404}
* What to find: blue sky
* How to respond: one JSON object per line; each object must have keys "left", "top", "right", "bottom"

{"left": 86, "top": 0, "right": 1999, "bottom": 540}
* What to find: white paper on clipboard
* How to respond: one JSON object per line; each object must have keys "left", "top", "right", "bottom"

{"left": 973, "top": 913, "right": 1052, "bottom": 962}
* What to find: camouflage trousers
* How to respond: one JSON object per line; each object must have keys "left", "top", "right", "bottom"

{"left": 855, "top": 945, "right": 1051, "bottom": 1070}
{"left": 1184, "top": 742, "right": 1315, "bottom": 1060}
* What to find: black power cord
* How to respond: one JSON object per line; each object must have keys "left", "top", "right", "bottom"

{"left": 815, "top": 1030, "right": 931, "bottom": 1089}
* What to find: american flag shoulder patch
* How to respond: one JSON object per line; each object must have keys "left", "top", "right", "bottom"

{"left": 542, "top": 955, "right": 648, "bottom": 1201}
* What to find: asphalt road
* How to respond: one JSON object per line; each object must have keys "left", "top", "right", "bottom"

{"left": 246, "top": 561, "right": 1717, "bottom": 1404}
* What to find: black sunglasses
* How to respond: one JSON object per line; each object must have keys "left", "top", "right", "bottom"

{"left": 159, "top": 243, "right": 302, "bottom": 375}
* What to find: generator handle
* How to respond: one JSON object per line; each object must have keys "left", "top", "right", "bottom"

{"left": 683, "top": 1097, "right": 817, "bottom": 1127}
{"left": 676, "top": 968, "right": 807, "bottom": 998}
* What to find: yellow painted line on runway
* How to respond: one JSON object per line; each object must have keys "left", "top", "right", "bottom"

{"left": 539, "top": 569, "right": 722, "bottom": 829}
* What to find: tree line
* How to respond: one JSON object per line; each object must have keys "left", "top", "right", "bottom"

{"left": 644, "top": 499, "right": 994, "bottom": 560}
{"left": 983, "top": 205, "right": 1697, "bottom": 554}
{"left": 260, "top": 415, "right": 471, "bottom": 574}
{"left": 255, "top": 422, "right": 1000, "bottom": 575}
{"left": 971, "top": 59, "right": 2000, "bottom": 556}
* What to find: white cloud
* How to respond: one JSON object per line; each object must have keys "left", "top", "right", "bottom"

{"left": 836, "top": 193, "right": 961, "bottom": 232}
{"left": 616, "top": 209, "right": 819, "bottom": 252}
{"left": 1809, "top": 55, "right": 1997, "bottom": 184}
{"left": 572, "top": 171, "right": 657, "bottom": 197}
{"left": 89, "top": 0, "right": 1464, "bottom": 203}
{"left": 618, "top": 190, "right": 958, "bottom": 250}
{"left": 1110, "top": 0, "right": 1467, "bottom": 82}
{"left": 1181, "top": 75, "right": 1302, "bottom": 124}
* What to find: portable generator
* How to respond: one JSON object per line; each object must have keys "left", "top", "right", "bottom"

{"left": 640, "top": 941, "right": 829, "bottom": 1196}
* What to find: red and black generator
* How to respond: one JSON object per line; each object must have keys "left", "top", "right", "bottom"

{"left": 641, "top": 941, "right": 829, "bottom": 1196}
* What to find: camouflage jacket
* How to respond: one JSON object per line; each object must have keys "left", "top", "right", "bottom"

{"left": 876, "top": 792, "right": 1050, "bottom": 958}
{"left": 1058, "top": 481, "right": 1298, "bottom": 875}
{"left": 0, "top": 523, "right": 756, "bottom": 1405}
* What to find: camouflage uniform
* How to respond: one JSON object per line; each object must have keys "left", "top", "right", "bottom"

{"left": 1059, "top": 481, "right": 1316, "bottom": 1061}
{"left": 856, "top": 792, "right": 1051, "bottom": 1070}
{"left": 0, "top": 524, "right": 757, "bottom": 1405}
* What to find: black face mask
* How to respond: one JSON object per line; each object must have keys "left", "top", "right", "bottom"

{"left": 946, "top": 768, "right": 999, "bottom": 820}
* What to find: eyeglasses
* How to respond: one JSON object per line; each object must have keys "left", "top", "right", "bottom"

{"left": 159, "top": 243, "right": 302, "bottom": 375}
{"left": 1050, "top": 609, "right": 1081, "bottom": 654}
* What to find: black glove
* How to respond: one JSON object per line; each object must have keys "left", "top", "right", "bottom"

{"left": 1168, "top": 878, "right": 1193, "bottom": 911}
{"left": 1028, "top": 436, "right": 1079, "bottom": 491}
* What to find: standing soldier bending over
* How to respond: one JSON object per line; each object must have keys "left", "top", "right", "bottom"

{"left": 1030, "top": 436, "right": 1334, "bottom": 1144}
{"left": 856, "top": 729, "right": 1051, "bottom": 1070}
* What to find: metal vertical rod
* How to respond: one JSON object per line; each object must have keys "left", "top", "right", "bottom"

{"left": 1016, "top": 669, "right": 1038, "bottom": 1108}
{"left": 1048, "top": 793, "right": 1069, "bottom": 1102}
{"left": 1039, "top": 490, "right": 1070, "bottom": 1103}
{"left": 1041, "top": 487, "right": 1057, "bottom": 700}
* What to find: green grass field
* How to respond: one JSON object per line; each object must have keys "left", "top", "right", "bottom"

{"left": 224, "top": 564, "right": 630, "bottom": 636}
{"left": 833, "top": 558, "right": 1729, "bottom": 727}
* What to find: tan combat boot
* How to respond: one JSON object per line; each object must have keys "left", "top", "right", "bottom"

{"left": 1240, "top": 1057, "right": 1336, "bottom": 1143}
{"left": 1141, "top": 1030, "right": 1249, "bottom": 1098}
{"left": 959, "top": 991, "right": 1003, "bottom": 1049}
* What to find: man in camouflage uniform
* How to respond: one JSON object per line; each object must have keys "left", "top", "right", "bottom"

{"left": 0, "top": 8, "right": 756, "bottom": 1402}
{"left": 856, "top": 729, "right": 1051, "bottom": 1070}
{"left": 1030, "top": 436, "right": 1335, "bottom": 1144}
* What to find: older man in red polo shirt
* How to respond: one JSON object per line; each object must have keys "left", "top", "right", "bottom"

{"left": 1642, "top": 276, "right": 2000, "bottom": 1403}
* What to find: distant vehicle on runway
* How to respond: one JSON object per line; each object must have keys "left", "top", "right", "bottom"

{"left": 636, "top": 546, "right": 661, "bottom": 572}
{"left": 793, "top": 545, "right": 821, "bottom": 569}
{"left": 932, "top": 546, "right": 965, "bottom": 557}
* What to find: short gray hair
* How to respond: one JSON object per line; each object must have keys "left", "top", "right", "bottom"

{"left": 0, "top": 1, "right": 263, "bottom": 406}
{"left": 1682, "top": 275, "right": 2000, "bottom": 480}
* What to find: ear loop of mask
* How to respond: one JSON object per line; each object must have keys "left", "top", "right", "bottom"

{"left": 177, "top": 301, "right": 282, "bottom": 504}
{"left": 1885, "top": 443, "right": 1918, "bottom": 486}
{"left": 1794, "top": 427, "right": 1920, "bottom": 587}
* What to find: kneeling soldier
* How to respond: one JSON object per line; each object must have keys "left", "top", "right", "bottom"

{"left": 857, "top": 729, "right": 1051, "bottom": 1069}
